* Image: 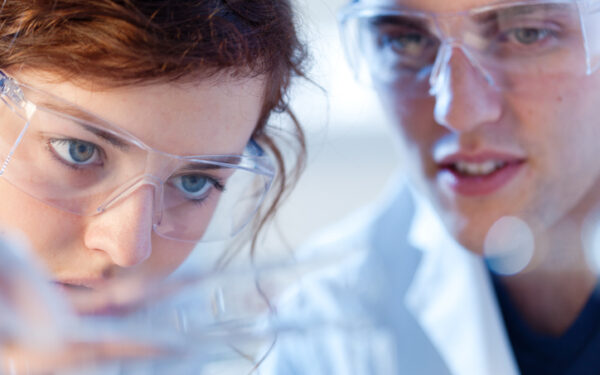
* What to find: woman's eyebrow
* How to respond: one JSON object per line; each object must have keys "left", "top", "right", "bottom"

{"left": 180, "top": 157, "right": 242, "bottom": 171}
{"left": 39, "top": 101, "right": 130, "bottom": 150}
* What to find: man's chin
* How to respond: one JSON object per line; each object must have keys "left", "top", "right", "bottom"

{"left": 447, "top": 215, "right": 538, "bottom": 276}
{"left": 442, "top": 219, "right": 490, "bottom": 256}
{"left": 453, "top": 234, "right": 486, "bottom": 256}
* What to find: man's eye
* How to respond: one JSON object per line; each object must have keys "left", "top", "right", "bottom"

{"left": 49, "top": 139, "right": 101, "bottom": 166}
{"left": 509, "top": 28, "right": 551, "bottom": 45}
{"left": 380, "top": 32, "right": 431, "bottom": 56}
{"left": 172, "top": 174, "right": 214, "bottom": 199}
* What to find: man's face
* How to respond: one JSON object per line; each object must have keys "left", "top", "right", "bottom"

{"left": 366, "top": 0, "right": 600, "bottom": 253}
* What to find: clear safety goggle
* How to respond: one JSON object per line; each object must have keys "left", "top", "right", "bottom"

{"left": 0, "top": 71, "right": 276, "bottom": 243}
{"left": 338, "top": 0, "right": 600, "bottom": 97}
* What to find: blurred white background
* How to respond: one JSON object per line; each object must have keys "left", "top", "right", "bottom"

{"left": 260, "top": 0, "right": 400, "bottom": 252}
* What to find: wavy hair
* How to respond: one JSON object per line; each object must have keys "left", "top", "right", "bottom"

{"left": 0, "top": 0, "right": 308, "bottom": 253}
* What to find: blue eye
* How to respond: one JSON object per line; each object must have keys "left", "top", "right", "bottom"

{"left": 49, "top": 139, "right": 101, "bottom": 166}
{"left": 70, "top": 141, "right": 95, "bottom": 162}
{"left": 182, "top": 175, "right": 208, "bottom": 193}
{"left": 172, "top": 174, "right": 214, "bottom": 199}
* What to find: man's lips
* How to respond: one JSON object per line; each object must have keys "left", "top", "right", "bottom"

{"left": 435, "top": 151, "right": 527, "bottom": 196}
{"left": 436, "top": 150, "right": 527, "bottom": 167}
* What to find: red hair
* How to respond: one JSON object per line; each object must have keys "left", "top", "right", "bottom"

{"left": 0, "top": 0, "right": 307, "bottom": 250}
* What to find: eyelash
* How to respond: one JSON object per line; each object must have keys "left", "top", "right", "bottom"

{"left": 46, "top": 138, "right": 104, "bottom": 171}
{"left": 46, "top": 137, "right": 228, "bottom": 203}
{"left": 181, "top": 177, "right": 226, "bottom": 205}
{"left": 505, "top": 27, "right": 555, "bottom": 44}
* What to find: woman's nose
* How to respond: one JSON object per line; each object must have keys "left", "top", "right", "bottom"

{"left": 83, "top": 185, "right": 155, "bottom": 268}
{"left": 429, "top": 44, "right": 503, "bottom": 132}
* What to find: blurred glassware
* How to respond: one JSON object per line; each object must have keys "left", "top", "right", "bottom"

{"left": 0, "top": 234, "right": 393, "bottom": 374}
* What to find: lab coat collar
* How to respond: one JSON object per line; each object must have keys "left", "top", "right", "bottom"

{"left": 402, "top": 185, "right": 519, "bottom": 375}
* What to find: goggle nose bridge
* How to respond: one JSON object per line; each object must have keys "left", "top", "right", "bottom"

{"left": 428, "top": 40, "right": 498, "bottom": 97}
{"left": 95, "top": 174, "right": 165, "bottom": 226}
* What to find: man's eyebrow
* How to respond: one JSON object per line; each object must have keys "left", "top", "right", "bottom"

{"left": 368, "top": 15, "right": 430, "bottom": 30}
{"left": 473, "top": 3, "right": 573, "bottom": 23}
{"left": 39, "top": 101, "right": 130, "bottom": 150}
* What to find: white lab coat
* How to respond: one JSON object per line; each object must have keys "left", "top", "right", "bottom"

{"left": 261, "top": 177, "right": 520, "bottom": 375}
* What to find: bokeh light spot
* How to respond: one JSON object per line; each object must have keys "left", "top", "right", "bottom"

{"left": 484, "top": 216, "right": 535, "bottom": 275}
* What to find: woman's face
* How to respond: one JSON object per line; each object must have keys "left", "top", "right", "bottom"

{"left": 0, "top": 70, "right": 266, "bottom": 304}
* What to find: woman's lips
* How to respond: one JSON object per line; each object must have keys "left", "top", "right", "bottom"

{"left": 52, "top": 281, "right": 129, "bottom": 316}
{"left": 436, "top": 152, "right": 527, "bottom": 196}
{"left": 52, "top": 281, "right": 95, "bottom": 296}
{"left": 53, "top": 277, "right": 156, "bottom": 317}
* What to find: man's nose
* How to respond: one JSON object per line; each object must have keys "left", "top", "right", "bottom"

{"left": 83, "top": 185, "right": 155, "bottom": 268}
{"left": 429, "top": 44, "right": 503, "bottom": 132}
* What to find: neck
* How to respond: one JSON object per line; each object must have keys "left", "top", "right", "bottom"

{"left": 495, "top": 217, "right": 597, "bottom": 337}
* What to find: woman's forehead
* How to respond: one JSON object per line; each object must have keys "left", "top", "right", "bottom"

{"left": 21, "top": 71, "right": 267, "bottom": 156}
{"left": 358, "top": 0, "right": 547, "bottom": 13}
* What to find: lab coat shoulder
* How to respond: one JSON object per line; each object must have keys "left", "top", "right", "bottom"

{"left": 262, "top": 180, "right": 520, "bottom": 375}
{"left": 273, "top": 180, "right": 416, "bottom": 318}
{"left": 262, "top": 184, "right": 451, "bottom": 374}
